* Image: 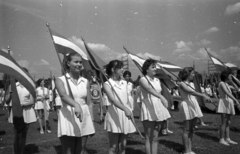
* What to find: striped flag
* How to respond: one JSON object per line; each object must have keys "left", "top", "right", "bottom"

{"left": 126, "top": 50, "right": 176, "bottom": 89}
{"left": 206, "top": 50, "right": 226, "bottom": 72}
{"left": 48, "top": 28, "right": 93, "bottom": 70}
{"left": 0, "top": 50, "right": 36, "bottom": 98}
{"left": 225, "top": 62, "right": 239, "bottom": 71}
{"left": 0, "top": 49, "right": 36, "bottom": 132}
{"left": 157, "top": 61, "right": 182, "bottom": 72}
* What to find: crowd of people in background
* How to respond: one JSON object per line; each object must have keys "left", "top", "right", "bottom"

{"left": 1, "top": 53, "right": 240, "bottom": 154}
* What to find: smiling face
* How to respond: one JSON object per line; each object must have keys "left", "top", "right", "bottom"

{"left": 114, "top": 67, "right": 124, "bottom": 78}
{"left": 187, "top": 70, "right": 195, "bottom": 81}
{"left": 147, "top": 63, "right": 157, "bottom": 76}
{"left": 67, "top": 55, "right": 83, "bottom": 73}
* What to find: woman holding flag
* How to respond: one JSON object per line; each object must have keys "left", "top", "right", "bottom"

{"left": 55, "top": 52, "right": 95, "bottom": 154}
{"left": 178, "top": 67, "right": 211, "bottom": 154}
{"left": 139, "top": 59, "right": 171, "bottom": 154}
{"left": 103, "top": 60, "right": 136, "bottom": 154}
{"left": 35, "top": 79, "right": 51, "bottom": 134}
{"left": 217, "top": 70, "right": 240, "bottom": 146}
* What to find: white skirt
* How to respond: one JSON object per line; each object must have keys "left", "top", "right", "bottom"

{"left": 58, "top": 104, "right": 95, "bottom": 137}
{"left": 179, "top": 98, "right": 203, "bottom": 121}
{"left": 9, "top": 106, "right": 37, "bottom": 124}
{"left": 217, "top": 98, "right": 235, "bottom": 115}
{"left": 104, "top": 105, "right": 136, "bottom": 134}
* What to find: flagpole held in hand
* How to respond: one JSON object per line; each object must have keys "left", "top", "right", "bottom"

{"left": 123, "top": 46, "right": 175, "bottom": 119}
{"left": 81, "top": 38, "right": 144, "bottom": 139}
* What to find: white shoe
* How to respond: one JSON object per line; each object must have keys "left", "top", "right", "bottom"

{"left": 167, "top": 129, "right": 173, "bottom": 134}
{"left": 226, "top": 139, "right": 238, "bottom": 145}
{"left": 219, "top": 139, "right": 230, "bottom": 146}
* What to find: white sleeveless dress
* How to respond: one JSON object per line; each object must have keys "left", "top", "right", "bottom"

{"left": 34, "top": 87, "right": 50, "bottom": 110}
{"left": 140, "top": 76, "right": 171, "bottom": 121}
{"left": 58, "top": 74, "right": 95, "bottom": 137}
{"left": 104, "top": 78, "right": 136, "bottom": 134}
{"left": 179, "top": 82, "right": 203, "bottom": 121}
{"left": 9, "top": 82, "right": 37, "bottom": 124}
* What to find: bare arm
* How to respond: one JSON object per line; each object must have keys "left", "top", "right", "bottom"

{"left": 220, "top": 82, "right": 239, "bottom": 104}
{"left": 139, "top": 77, "right": 167, "bottom": 102}
{"left": 55, "top": 78, "right": 83, "bottom": 120}
{"left": 103, "top": 82, "right": 132, "bottom": 117}
{"left": 180, "top": 82, "right": 211, "bottom": 101}
{"left": 22, "top": 94, "right": 34, "bottom": 107}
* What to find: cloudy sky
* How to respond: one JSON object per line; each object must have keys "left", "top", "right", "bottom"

{"left": 1, "top": 0, "right": 240, "bottom": 79}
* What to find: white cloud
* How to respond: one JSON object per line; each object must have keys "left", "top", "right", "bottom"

{"left": 70, "top": 36, "right": 121, "bottom": 62}
{"left": 220, "top": 46, "right": 240, "bottom": 55}
{"left": 34, "top": 59, "right": 49, "bottom": 66}
{"left": 144, "top": 53, "right": 161, "bottom": 61}
{"left": 196, "top": 39, "right": 211, "bottom": 46}
{"left": 204, "top": 27, "right": 219, "bottom": 34}
{"left": 17, "top": 60, "right": 29, "bottom": 68}
{"left": 225, "top": 2, "right": 240, "bottom": 16}
{"left": 173, "top": 41, "right": 192, "bottom": 53}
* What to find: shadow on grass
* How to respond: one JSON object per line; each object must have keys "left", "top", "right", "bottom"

{"left": 54, "top": 145, "right": 98, "bottom": 154}
{"left": 127, "top": 139, "right": 144, "bottom": 146}
{"left": 24, "top": 144, "right": 39, "bottom": 154}
{"left": 54, "top": 145, "right": 62, "bottom": 154}
{"left": 125, "top": 147, "right": 145, "bottom": 154}
{"left": 173, "top": 121, "right": 183, "bottom": 126}
{"left": 0, "top": 131, "right": 6, "bottom": 136}
{"left": 158, "top": 139, "right": 183, "bottom": 153}
{"left": 195, "top": 132, "right": 218, "bottom": 142}
{"left": 230, "top": 126, "right": 240, "bottom": 133}
{"left": 53, "top": 118, "right": 58, "bottom": 122}
{"left": 0, "top": 113, "right": 5, "bottom": 117}
{"left": 195, "top": 127, "right": 218, "bottom": 132}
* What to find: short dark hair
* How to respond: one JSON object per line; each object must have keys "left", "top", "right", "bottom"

{"left": 142, "top": 59, "right": 157, "bottom": 75}
{"left": 178, "top": 67, "right": 194, "bottom": 81}
{"left": 36, "top": 78, "right": 44, "bottom": 87}
{"left": 220, "top": 70, "right": 230, "bottom": 82}
{"left": 63, "top": 52, "right": 82, "bottom": 70}
{"left": 123, "top": 70, "right": 131, "bottom": 77}
{"left": 106, "top": 60, "right": 123, "bottom": 76}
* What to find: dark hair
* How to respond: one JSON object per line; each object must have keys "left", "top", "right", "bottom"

{"left": 36, "top": 78, "right": 44, "bottom": 87}
{"left": 220, "top": 70, "right": 230, "bottom": 82}
{"left": 142, "top": 59, "right": 157, "bottom": 75}
{"left": 123, "top": 70, "right": 131, "bottom": 77}
{"left": 63, "top": 52, "right": 82, "bottom": 70}
{"left": 106, "top": 60, "right": 123, "bottom": 76}
{"left": 178, "top": 67, "right": 194, "bottom": 81}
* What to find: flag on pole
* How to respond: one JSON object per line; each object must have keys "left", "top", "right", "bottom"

{"left": 0, "top": 49, "right": 36, "bottom": 132}
{"left": 157, "top": 61, "right": 182, "bottom": 72}
{"left": 0, "top": 50, "right": 36, "bottom": 98}
{"left": 206, "top": 50, "right": 226, "bottom": 72}
{"left": 127, "top": 51, "right": 177, "bottom": 88}
{"left": 48, "top": 28, "right": 93, "bottom": 70}
{"left": 225, "top": 62, "right": 239, "bottom": 71}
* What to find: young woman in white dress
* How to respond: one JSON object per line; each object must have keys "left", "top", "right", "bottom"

{"left": 178, "top": 67, "right": 211, "bottom": 154}
{"left": 103, "top": 60, "right": 136, "bottom": 154}
{"left": 35, "top": 79, "right": 51, "bottom": 134}
{"left": 55, "top": 52, "right": 95, "bottom": 154}
{"left": 6, "top": 68, "right": 37, "bottom": 154}
{"left": 139, "top": 59, "right": 170, "bottom": 154}
{"left": 217, "top": 70, "right": 240, "bottom": 146}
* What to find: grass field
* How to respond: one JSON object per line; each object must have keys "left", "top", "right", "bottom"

{"left": 0, "top": 105, "right": 240, "bottom": 154}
